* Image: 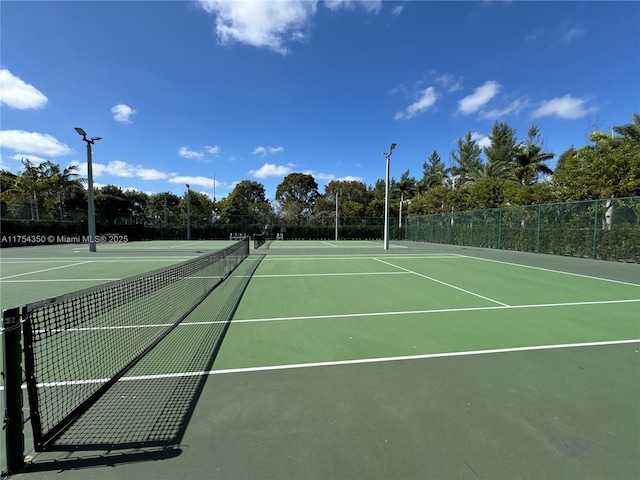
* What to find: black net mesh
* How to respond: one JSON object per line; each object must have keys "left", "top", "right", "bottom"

{"left": 19, "top": 239, "right": 249, "bottom": 449}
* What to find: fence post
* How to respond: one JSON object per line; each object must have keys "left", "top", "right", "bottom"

{"left": 592, "top": 199, "right": 599, "bottom": 259}
{"left": 498, "top": 209, "right": 503, "bottom": 250}
{"left": 536, "top": 204, "right": 541, "bottom": 253}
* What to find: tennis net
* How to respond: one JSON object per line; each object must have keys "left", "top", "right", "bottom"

{"left": 2, "top": 238, "right": 249, "bottom": 458}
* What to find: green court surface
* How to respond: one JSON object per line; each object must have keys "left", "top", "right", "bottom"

{"left": 1, "top": 240, "right": 639, "bottom": 479}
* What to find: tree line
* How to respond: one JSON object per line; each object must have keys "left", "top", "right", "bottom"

{"left": 2, "top": 115, "right": 639, "bottom": 228}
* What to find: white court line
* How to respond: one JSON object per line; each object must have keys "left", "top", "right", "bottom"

{"left": 321, "top": 241, "right": 339, "bottom": 247}
{"left": 373, "top": 257, "right": 509, "bottom": 307}
{"left": 359, "top": 240, "right": 408, "bottom": 249}
{"left": 31, "top": 299, "right": 639, "bottom": 332}
{"left": 250, "top": 272, "right": 411, "bottom": 278}
{"left": 261, "top": 254, "right": 460, "bottom": 261}
{"left": 169, "top": 241, "right": 209, "bottom": 249}
{"left": 2, "top": 275, "right": 224, "bottom": 284}
{"left": 459, "top": 254, "right": 640, "bottom": 287}
{"left": 0, "top": 258, "right": 195, "bottom": 263}
{"left": 1, "top": 278, "right": 120, "bottom": 283}
{"left": 226, "top": 298, "right": 640, "bottom": 324}
{"left": 0, "top": 261, "right": 91, "bottom": 280}
{"left": 205, "top": 338, "right": 640, "bottom": 376}
{"left": 8, "top": 338, "right": 637, "bottom": 389}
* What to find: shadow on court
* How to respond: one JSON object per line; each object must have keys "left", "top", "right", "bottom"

{"left": 18, "top": 256, "right": 264, "bottom": 475}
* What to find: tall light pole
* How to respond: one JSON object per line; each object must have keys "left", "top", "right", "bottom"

{"left": 382, "top": 143, "right": 396, "bottom": 250}
{"left": 335, "top": 191, "right": 339, "bottom": 241}
{"left": 186, "top": 184, "right": 191, "bottom": 240}
{"left": 75, "top": 128, "right": 101, "bottom": 252}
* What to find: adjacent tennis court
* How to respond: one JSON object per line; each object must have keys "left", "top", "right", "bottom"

{"left": 1, "top": 240, "right": 639, "bottom": 479}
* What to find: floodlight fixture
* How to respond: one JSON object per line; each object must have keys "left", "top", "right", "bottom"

{"left": 74, "top": 127, "right": 101, "bottom": 252}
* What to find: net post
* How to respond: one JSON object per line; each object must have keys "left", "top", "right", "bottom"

{"left": 2, "top": 307, "right": 26, "bottom": 475}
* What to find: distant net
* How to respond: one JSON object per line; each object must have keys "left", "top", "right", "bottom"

{"left": 8, "top": 238, "right": 249, "bottom": 451}
{"left": 253, "top": 232, "right": 267, "bottom": 249}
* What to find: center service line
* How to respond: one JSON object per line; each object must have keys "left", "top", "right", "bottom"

{"left": 373, "top": 257, "right": 509, "bottom": 307}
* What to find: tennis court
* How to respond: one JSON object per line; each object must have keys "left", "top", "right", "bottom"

{"left": 1, "top": 240, "right": 639, "bottom": 479}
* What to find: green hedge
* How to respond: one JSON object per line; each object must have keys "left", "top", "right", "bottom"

{"left": 402, "top": 197, "right": 640, "bottom": 263}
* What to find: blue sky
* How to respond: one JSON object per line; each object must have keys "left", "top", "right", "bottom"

{"left": 1, "top": 1, "right": 638, "bottom": 200}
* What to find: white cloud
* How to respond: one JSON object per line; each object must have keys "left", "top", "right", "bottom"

{"left": 0, "top": 130, "right": 72, "bottom": 156}
{"left": 470, "top": 132, "right": 491, "bottom": 149}
{"left": 337, "top": 175, "right": 363, "bottom": 182}
{"left": 558, "top": 26, "right": 585, "bottom": 46}
{"left": 105, "top": 160, "right": 136, "bottom": 177}
{"left": 311, "top": 172, "right": 335, "bottom": 182}
{"left": 457, "top": 81, "right": 501, "bottom": 115}
{"left": 296, "top": 171, "right": 362, "bottom": 184}
{"left": 391, "top": 5, "right": 404, "bottom": 16}
{"left": 111, "top": 104, "right": 137, "bottom": 124}
{"left": 0, "top": 69, "right": 48, "bottom": 110}
{"left": 196, "top": 0, "right": 383, "bottom": 55}
{"left": 395, "top": 87, "right": 438, "bottom": 120}
{"left": 136, "top": 168, "right": 168, "bottom": 181}
{"left": 205, "top": 145, "right": 220, "bottom": 154}
{"left": 435, "top": 74, "right": 463, "bottom": 92}
{"left": 169, "top": 175, "right": 216, "bottom": 188}
{"left": 178, "top": 147, "right": 204, "bottom": 160}
{"left": 325, "top": 0, "right": 382, "bottom": 14}
{"left": 249, "top": 163, "right": 292, "bottom": 178}
{"left": 479, "top": 98, "right": 529, "bottom": 120}
{"left": 73, "top": 160, "right": 169, "bottom": 181}
{"left": 71, "top": 160, "right": 106, "bottom": 178}
{"left": 197, "top": 0, "right": 318, "bottom": 55}
{"left": 531, "top": 94, "right": 596, "bottom": 119}
{"left": 253, "top": 145, "right": 284, "bottom": 155}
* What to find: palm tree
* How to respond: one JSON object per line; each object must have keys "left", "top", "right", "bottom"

{"left": 466, "top": 160, "right": 514, "bottom": 183}
{"left": 13, "top": 158, "right": 46, "bottom": 220}
{"left": 512, "top": 126, "right": 554, "bottom": 185}
{"left": 612, "top": 113, "right": 640, "bottom": 145}
{"left": 42, "top": 161, "right": 83, "bottom": 220}
{"left": 394, "top": 170, "right": 416, "bottom": 227}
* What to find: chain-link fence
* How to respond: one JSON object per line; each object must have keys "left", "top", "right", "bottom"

{"left": 0, "top": 208, "right": 395, "bottom": 245}
{"left": 3, "top": 197, "right": 639, "bottom": 262}
{"left": 403, "top": 197, "right": 640, "bottom": 262}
